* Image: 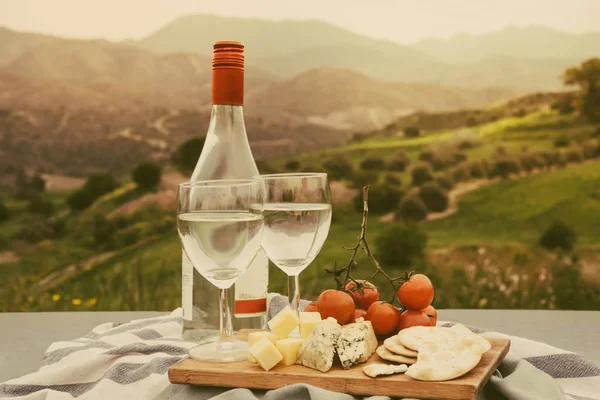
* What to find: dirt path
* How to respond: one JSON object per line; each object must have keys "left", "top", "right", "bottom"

{"left": 153, "top": 110, "right": 179, "bottom": 136}
{"left": 42, "top": 174, "right": 85, "bottom": 191}
{"left": 0, "top": 251, "right": 19, "bottom": 264}
{"left": 427, "top": 179, "right": 495, "bottom": 221}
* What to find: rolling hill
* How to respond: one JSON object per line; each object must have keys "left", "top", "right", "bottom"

{"left": 413, "top": 25, "right": 600, "bottom": 64}
{"left": 134, "top": 15, "right": 593, "bottom": 91}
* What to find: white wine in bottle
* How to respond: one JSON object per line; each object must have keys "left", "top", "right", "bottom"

{"left": 181, "top": 41, "right": 268, "bottom": 343}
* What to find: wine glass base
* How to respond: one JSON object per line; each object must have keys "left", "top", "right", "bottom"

{"left": 189, "top": 338, "right": 248, "bottom": 362}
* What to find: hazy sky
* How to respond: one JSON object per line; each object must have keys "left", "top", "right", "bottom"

{"left": 0, "top": 0, "right": 598, "bottom": 43}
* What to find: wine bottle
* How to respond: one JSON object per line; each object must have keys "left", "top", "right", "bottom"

{"left": 182, "top": 41, "right": 268, "bottom": 343}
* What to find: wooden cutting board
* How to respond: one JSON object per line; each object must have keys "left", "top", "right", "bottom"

{"left": 169, "top": 338, "right": 510, "bottom": 400}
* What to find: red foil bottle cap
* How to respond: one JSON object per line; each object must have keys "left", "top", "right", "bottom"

{"left": 212, "top": 41, "right": 244, "bottom": 105}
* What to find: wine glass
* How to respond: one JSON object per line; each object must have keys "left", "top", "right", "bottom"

{"left": 177, "top": 179, "right": 264, "bottom": 362}
{"left": 255, "top": 173, "right": 332, "bottom": 313}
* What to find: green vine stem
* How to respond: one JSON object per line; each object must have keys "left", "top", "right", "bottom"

{"left": 324, "top": 186, "right": 411, "bottom": 305}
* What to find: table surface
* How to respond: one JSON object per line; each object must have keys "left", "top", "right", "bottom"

{"left": 0, "top": 310, "right": 599, "bottom": 383}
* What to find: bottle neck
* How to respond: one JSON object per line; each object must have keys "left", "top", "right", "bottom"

{"left": 207, "top": 104, "right": 246, "bottom": 141}
{"left": 212, "top": 68, "right": 244, "bottom": 106}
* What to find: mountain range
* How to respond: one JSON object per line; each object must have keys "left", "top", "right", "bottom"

{"left": 0, "top": 14, "right": 597, "bottom": 180}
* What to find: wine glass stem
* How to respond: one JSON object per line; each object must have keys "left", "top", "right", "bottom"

{"left": 288, "top": 274, "right": 301, "bottom": 312}
{"left": 219, "top": 287, "right": 234, "bottom": 344}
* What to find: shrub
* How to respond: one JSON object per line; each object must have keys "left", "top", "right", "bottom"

{"left": 582, "top": 141, "right": 599, "bottom": 159}
{"left": 0, "top": 199, "right": 9, "bottom": 222}
{"left": 350, "top": 170, "right": 379, "bottom": 189}
{"left": 551, "top": 97, "right": 575, "bottom": 115}
{"left": 83, "top": 173, "right": 119, "bottom": 199}
{"left": 411, "top": 163, "right": 434, "bottom": 186}
{"left": 376, "top": 223, "right": 428, "bottom": 267}
{"left": 172, "top": 137, "right": 205, "bottom": 172}
{"left": 67, "top": 189, "right": 95, "bottom": 211}
{"left": 453, "top": 152, "right": 467, "bottom": 163}
{"left": 566, "top": 147, "right": 584, "bottom": 163}
{"left": 384, "top": 174, "right": 401, "bottom": 186}
{"left": 452, "top": 164, "right": 471, "bottom": 183}
{"left": 419, "top": 149, "right": 435, "bottom": 163}
{"left": 323, "top": 156, "right": 353, "bottom": 180}
{"left": 418, "top": 182, "right": 449, "bottom": 212}
{"left": 555, "top": 151, "right": 568, "bottom": 167}
{"left": 256, "top": 159, "right": 277, "bottom": 174}
{"left": 540, "top": 151, "right": 556, "bottom": 167}
{"left": 388, "top": 151, "right": 411, "bottom": 172}
{"left": 28, "top": 196, "right": 54, "bottom": 217}
{"left": 513, "top": 108, "right": 527, "bottom": 118}
{"left": 489, "top": 156, "right": 521, "bottom": 179}
{"left": 93, "top": 214, "right": 116, "bottom": 246}
{"left": 29, "top": 175, "right": 46, "bottom": 193}
{"left": 285, "top": 160, "right": 300, "bottom": 171}
{"left": 353, "top": 184, "right": 401, "bottom": 214}
{"left": 466, "top": 116, "right": 478, "bottom": 127}
{"left": 495, "top": 145, "right": 507, "bottom": 155}
{"left": 469, "top": 161, "right": 487, "bottom": 179}
{"left": 404, "top": 126, "right": 420, "bottom": 138}
{"left": 132, "top": 162, "right": 162, "bottom": 190}
{"left": 360, "top": 156, "right": 386, "bottom": 171}
{"left": 436, "top": 174, "right": 454, "bottom": 190}
{"left": 458, "top": 139, "right": 480, "bottom": 150}
{"left": 554, "top": 136, "right": 570, "bottom": 148}
{"left": 16, "top": 216, "right": 55, "bottom": 243}
{"left": 396, "top": 195, "right": 429, "bottom": 222}
{"left": 540, "top": 220, "right": 576, "bottom": 252}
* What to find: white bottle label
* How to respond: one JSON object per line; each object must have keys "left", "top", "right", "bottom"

{"left": 181, "top": 250, "right": 193, "bottom": 321}
{"left": 234, "top": 248, "right": 268, "bottom": 318}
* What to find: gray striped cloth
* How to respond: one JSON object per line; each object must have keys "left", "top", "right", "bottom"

{"left": 0, "top": 300, "right": 598, "bottom": 400}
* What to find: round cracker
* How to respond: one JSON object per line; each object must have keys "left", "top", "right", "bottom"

{"left": 376, "top": 345, "right": 417, "bottom": 364}
{"left": 383, "top": 336, "right": 418, "bottom": 357}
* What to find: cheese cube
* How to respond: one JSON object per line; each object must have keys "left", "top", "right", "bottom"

{"left": 267, "top": 306, "right": 299, "bottom": 339}
{"left": 299, "top": 312, "right": 322, "bottom": 339}
{"left": 247, "top": 331, "right": 278, "bottom": 362}
{"left": 249, "top": 337, "right": 283, "bottom": 371}
{"left": 276, "top": 338, "right": 303, "bottom": 366}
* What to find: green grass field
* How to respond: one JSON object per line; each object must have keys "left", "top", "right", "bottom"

{"left": 1, "top": 109, "right": 599, "bottom": 310}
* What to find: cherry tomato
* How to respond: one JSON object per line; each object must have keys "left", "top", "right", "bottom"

{"left": 350, "top": 308, "right": 368, "bottom": 323}
{"left": 303, "top": 302, "right": 318, "bottom": 313}
{"left": 396, "top": 274, "right": 434, "bottom": 310}
{"left": 317, "top": 289, "right": 355, "bottom": 324}
{"left": 398, "top": 309, "right": 431, "bottom": 331}
{"left": 422, "top": 305, "right": 438, "bottom": 326}
{"left": 366, "top": 301, "right": 399, "bottom": 336}
{"left": 345, "top": 280, "right": 380, "bottom": 310}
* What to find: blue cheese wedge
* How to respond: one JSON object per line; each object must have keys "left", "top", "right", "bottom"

{"left": 296, "top": 317, "right": 342, "bottom": 372}
{"left": 336, "top": 317, "right": 378, "bottom": 369}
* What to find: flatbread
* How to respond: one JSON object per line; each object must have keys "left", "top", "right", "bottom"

{"left": 406, "top": 348, "right": 482, "bottom": 381}
{"left": 383, "top": 336, "right": 418, "bottom": 357}
{"left": 449, "top": 323, "right": 491, "bottom": 354}
{"left": 363, "top": 363, "right": 408, "bottom": 378}
{"left": 397, "top": 324, "right": 490, "bottom": 355}
{"left": 376, "top": 345, "right": 417, "bottom": 364}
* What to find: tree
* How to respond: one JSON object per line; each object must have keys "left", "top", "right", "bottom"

{"left": 350, "top": 170, "right": 379, "bottom": 189}
{"left": 411, "top": 164, "right": 434, "bottom": 186}
{"left": 0, "top": 199, "right": 9, "bottom": 222}
{"left": 384, "top": 174, "right": 401, "bottom": 186}
{"left": 418, "top": 182, "right": 449, "bottom": 212}
{"left": 352, "top": 184, "right": 401, "bottom": 214}
{"left": 83, "top": 173, "right": 119, "bottom": 199}
{"left": 489, "top": 157, "right": 521, "bottom": 179}
{"left": 285, "top": 160, "right": 300, "bottom": 171}
{"left": 563, "top": 58, "right": 600, "bottom": 122}
{"left": 360, "top": 156, "right": 386, "bottom": 171}
{"left": 376, "top": 223, "right": 428, "bottom": 267}
{"left": 540, "top": 220, "right": 576, "bottom": 252}
{"left": 28, "top": 196, "right": 54, "bottom": 217}
{"left": 396, "top": 195, "right": 428, "bottom": 222}
{"left": 388, "top": 151, "right": 411, "bottom": 172}
{"left": 172, "top": 137, "right": 206, "bottom": 173}
{"left": 132, "top": 162, "right": 162, "bottom": 190}
{"left": 323, "top": 156, "right": 353, "bottom": 180}
{"left": 67, "top": 189, "right": 95, "bottom": 211}
{"left": 404, "top": 126, "right": 420, "bottom": 138}
{"left": 29, "top": 175, "right": 46, "bottom": 193}
{"left": 436, "top": 175, "right": 454, "bottom": 191}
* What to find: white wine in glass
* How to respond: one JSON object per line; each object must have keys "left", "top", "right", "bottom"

{"left": 254, "top": 173, "right": 332, "bottom": 313}
{"left": 177, "top": 180, "right": 264, "bottom": 362}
